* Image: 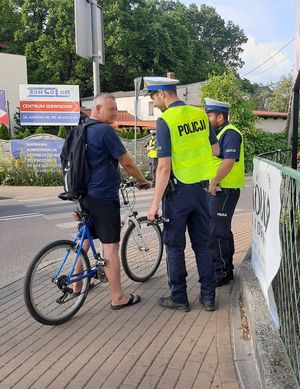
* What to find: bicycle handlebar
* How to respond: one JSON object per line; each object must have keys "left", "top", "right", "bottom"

{"left": 120, "top": 180, "right": 136, "bottom": 188}
{"left": 147, "top": 216, "right": 169, "bottom": 225}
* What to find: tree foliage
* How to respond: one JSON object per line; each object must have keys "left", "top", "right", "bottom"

{"left": 200, "top": 69, "right": 256, "bottom": 131}
{"left": 1, "top": 0, "right": 247, "bottom": 95}
{"left": 267, "top": 75, "right": 292, "bottom": 112}
{"left": 251, "top": 75, "right": 292, "bottom": 112}
{"left": 200, "top": 70, "right": 291, "bottom": 172}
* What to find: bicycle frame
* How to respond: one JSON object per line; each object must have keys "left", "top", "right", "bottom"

{"left": 52, "top": 181, "right": 148, "bottom": 286}
{"left": 52, "top": 222, "right": 98, "bottom": 285}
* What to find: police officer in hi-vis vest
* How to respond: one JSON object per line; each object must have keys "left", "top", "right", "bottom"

{"left": 205, "top": 98, "right": 245, "bottom": 287}
{"left": 145, "top": 129, "right": 158, "bottom": 187}
{"left": 146, "top": 76, "right": 220, "bottom": 312}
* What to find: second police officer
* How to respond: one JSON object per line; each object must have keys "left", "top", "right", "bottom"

{"left": 205, "top": 98, "right": 245, "bottom": 287}
{"left": 145, "top": 129, "right": 158, "bottom": 187}
{"left": 146, "top": 76, "right": 220, "bottom": 312}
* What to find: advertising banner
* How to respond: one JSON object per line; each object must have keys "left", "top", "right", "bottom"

{"left": 19, "top": 84, "right": 80, "bottom": 126}
{"left": 10, "top": 139, "right": 64, "bottom": 172}
{"left": 252, "top": 158, "right": 282, "bottom": 327}
{"left": 0, "top": 89, "right": 9, "bottom": 126}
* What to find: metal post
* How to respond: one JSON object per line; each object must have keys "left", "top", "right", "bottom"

{"left": 6, "top": 100, "right": 11, "bottom": 137}
{"left": 292, "top": 87, "right": 299, "bottom": 170}
{"left": 134, "top": 99, "right": 138, "bottom": 160}
{"left": 133, "top": 77, "right": 142, "bottom": 161}
{"left": 91, "top": 0, "right": 100, "bottom": 95}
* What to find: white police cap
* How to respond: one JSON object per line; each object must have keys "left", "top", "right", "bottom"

{"left": 143, "top": 76, "right": 179, "bottom": 94}
{"left": 204, "top": 98, "right": 231, "bottom": 113}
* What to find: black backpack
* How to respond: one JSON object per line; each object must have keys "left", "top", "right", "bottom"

{"left": 60, "top": 123, "right": 91, "bottom": 200}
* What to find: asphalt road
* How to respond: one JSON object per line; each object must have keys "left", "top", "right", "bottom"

{"left": 0, "top": 177, "right": 252, "bottom": 288}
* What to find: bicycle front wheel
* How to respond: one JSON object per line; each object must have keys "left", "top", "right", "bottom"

{"left": 24, "top": 240, "right": 91, "bottom": 325}
{"left": 121, "top": 216, "right": 163, "bottom": 282}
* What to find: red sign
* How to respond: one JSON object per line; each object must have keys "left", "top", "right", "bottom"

{"left": 20, "top": 101, "right": 80, "bottom": 112}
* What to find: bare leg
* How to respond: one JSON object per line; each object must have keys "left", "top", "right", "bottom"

{"left": 102, "top": 242, "right": 130, "bottom": 306}
{"left": 73, "top": 240, "right": 90, "bottom": 293}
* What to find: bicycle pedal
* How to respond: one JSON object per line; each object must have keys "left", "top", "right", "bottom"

{"left": 97, "top": 268, "right": 108, "bottom": 282}
{"left": 99, "top": 274, "right": 108, "bottom": 283}
{"left": 96, "top": 260, "right": 108, "bottom": 267}
{"left": 56, "top": 291, "right": 70, "bottom": 304}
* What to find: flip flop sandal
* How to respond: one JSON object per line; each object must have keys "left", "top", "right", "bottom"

{"left": 110, "top": 294, "right": 141, "bottom": 310}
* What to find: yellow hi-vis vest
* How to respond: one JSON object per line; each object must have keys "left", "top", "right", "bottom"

{"left": 161, "top": 105, "right": 215, "bottom": 184}
{"left": 213, "top": 124, "right": 245, "bottom": 188}
{"left": 147, "top": 138, "right": 157, "bottom": 158}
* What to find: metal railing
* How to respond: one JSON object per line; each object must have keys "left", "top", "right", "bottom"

{"left": 259, "top": 151, "right": 300, "bottom": 385}
{"left": 259, "top": 148, "right": 293, "bottom": 167}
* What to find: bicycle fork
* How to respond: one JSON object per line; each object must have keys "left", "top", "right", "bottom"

{"left": 129, "top": 217, "right": 150, "bottom": 251}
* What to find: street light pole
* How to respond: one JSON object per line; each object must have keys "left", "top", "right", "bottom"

{"left": 134, "top": 77, "right": 142, "bottom": 160}
{"left": 90, "top": 0, "right": 100, "bottom": 95}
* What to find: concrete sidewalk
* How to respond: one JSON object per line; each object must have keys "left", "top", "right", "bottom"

{"left": 0, "top": 214, "right": 252, "bottom": 389}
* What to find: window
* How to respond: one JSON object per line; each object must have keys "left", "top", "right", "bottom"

{"left": 148, "top": 101, "right": 154, "bottom": 116}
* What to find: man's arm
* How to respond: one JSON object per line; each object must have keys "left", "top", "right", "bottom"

{"left": 118, "top": 152, "right": 151, "bottom": 189}
{"left": 209, "top": 159, "right": 235, "bottom": 196}
{"left": 147, "top": 157, "right": 171, "bottom": 220}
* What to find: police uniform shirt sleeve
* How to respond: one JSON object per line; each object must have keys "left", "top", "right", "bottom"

{"left": 209, "top": 124, "right": 218, "bottom": 145}
{"left": 156, "top": 118, "right": 172, "bottom": 158}
{"left": 222, "top": 130, "right": 242, "bottom": 160}
{"left": 102, "top": 126, "right": 127, "bottom": 159}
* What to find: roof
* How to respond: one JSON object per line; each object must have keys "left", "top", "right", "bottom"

{"left": 79, "top": 108, "right": 156, "bottom": 129}
{"left": 114, "top": 111, "right": 156, "bottom": 129}
{"left": 254, "top": 110, "right": 288, "bottom": 118}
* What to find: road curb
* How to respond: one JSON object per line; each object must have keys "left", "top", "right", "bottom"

{"left": 236, "top": 248, "right": 299, "bottom": 389}
{"left": 230, "top": 264, "right": 261, "bottom": 389}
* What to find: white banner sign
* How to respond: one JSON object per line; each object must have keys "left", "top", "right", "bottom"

{"left": 252, "top": 158, "right": 282, "bottom": 328}
{"left": 19, "top": 84, "right": 80, "bottom": 126}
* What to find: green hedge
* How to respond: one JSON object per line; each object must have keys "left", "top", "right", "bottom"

{"left": 243, "top": 128, "right": 288, "bottom": 172}
{"left": 119, "top": 128, "right": 149, "bottom": 139}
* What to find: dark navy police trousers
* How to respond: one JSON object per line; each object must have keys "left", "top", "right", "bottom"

{"left": 162, "top": 181, "right": 215, "bottom": 304}
{"left": 208, "top": 188, "right": 240, "bottom": 283}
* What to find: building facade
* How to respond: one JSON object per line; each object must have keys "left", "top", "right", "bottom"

{"left": 0, "top": 53, "right": 28, "bottom": 132}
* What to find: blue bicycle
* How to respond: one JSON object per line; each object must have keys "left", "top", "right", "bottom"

{"left": 24, "top": 181, "right": 164, "bottom": 325}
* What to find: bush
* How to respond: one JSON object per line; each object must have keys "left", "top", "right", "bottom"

{"left": 34, "top": 126, "right": 44, "bottom": 134}
{"left": 12, "top": 128, "right": 32, "bottom": 139}
{"left": 243, "top": 128, "right": 288, "bottom": 172}
{"left": 0, "top": 124, "right": 10, "bottom": 140}
{"left": 57, "top": 125, "right": 67, "bottom": 139}
{"left": 127, "top": 129, "right": 134, "bottom": 139}
{"left": 119, "top": 128, "right": 127, "bottom": 139}
{"left": 0, "top": 152, "right": 63, "bottom": 186}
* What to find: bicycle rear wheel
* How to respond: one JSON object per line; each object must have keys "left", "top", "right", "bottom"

{"left": 24, "top": 240, "right": 91, "bottom": 325}
{"left": 121, "top": 216, "right": 163, "bottom": 282}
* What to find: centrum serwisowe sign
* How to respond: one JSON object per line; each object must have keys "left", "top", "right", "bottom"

{"left": 19, "top": 84, "right": 80, "bottom": 126}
